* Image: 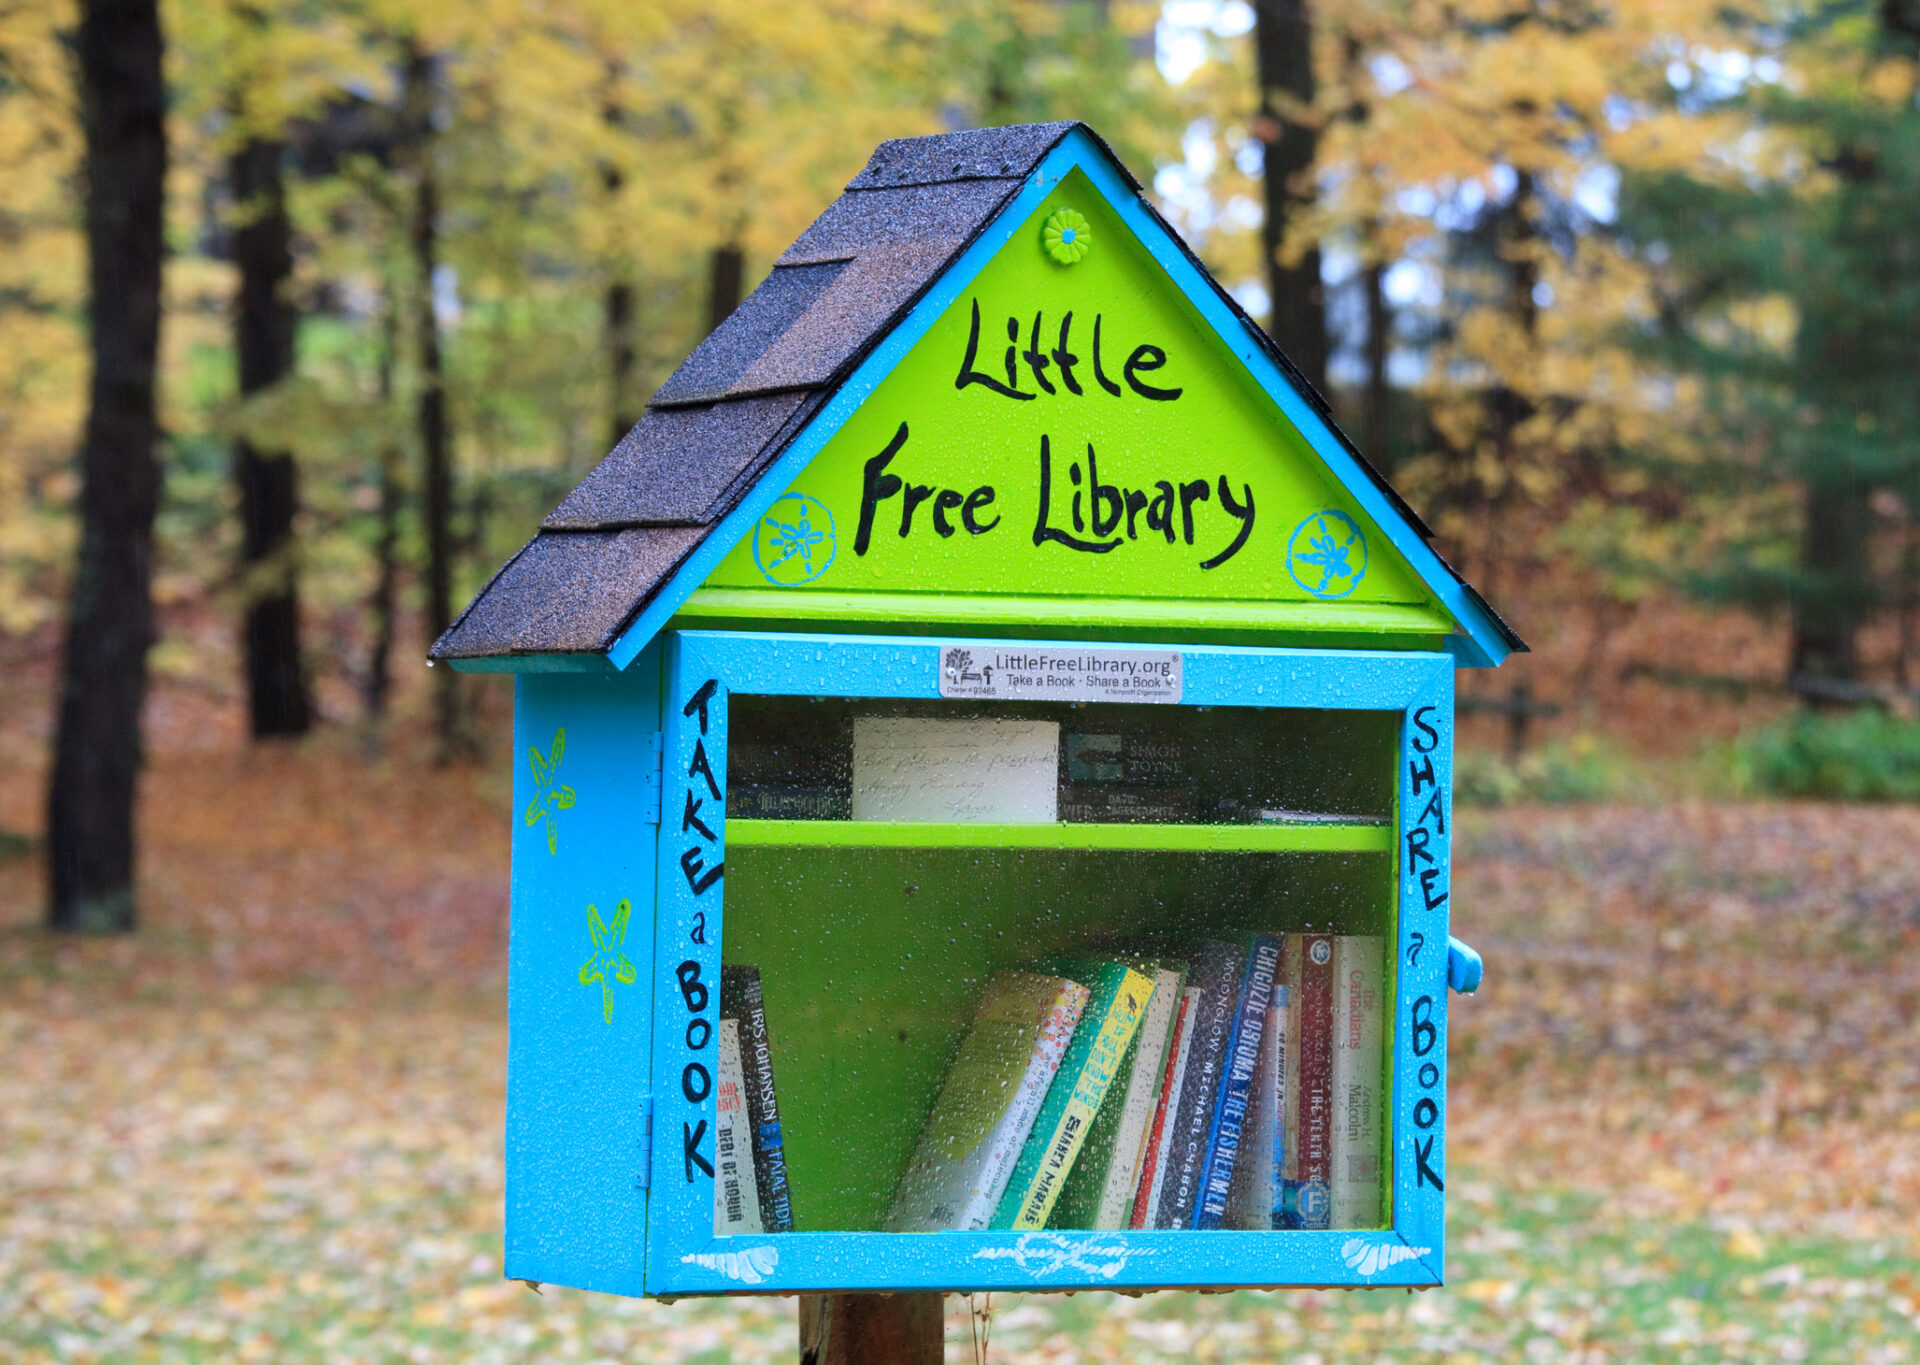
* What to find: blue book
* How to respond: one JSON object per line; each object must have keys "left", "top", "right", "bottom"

{"left": 1193, "top": 934, "right": 1283, "bottom": 1229}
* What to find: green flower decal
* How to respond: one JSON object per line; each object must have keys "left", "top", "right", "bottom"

{"left": 580, "top": 899, "right": 637, "bottom": 1023}
{"left": 1043, "top": 208, "right": 1092, "bottom": 265}
{"left": 525, "top": 727, "right": 575, "bottom": 855}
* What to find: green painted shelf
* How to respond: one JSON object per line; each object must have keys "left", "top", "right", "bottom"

{"left": 724, "top": 818, "right": 1393, "bottom": 853}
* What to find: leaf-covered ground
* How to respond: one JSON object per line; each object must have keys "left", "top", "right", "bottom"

{"left": 2, "top": 726, "right": 1917, "bottom": 1362}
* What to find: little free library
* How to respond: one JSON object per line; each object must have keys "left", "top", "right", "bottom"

{"left": 432, "top": 121, "right": 1519, "bottom": 1301}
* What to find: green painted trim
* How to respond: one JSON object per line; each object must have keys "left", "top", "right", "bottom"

{"left": 443, "top": 653, "right": 617, "bottom": 675}
{"left": 726, "top": 818, "right": 1394, "bottom": 854}
{"left": 678, "top": 588, "right": 1453, "bottom": 637}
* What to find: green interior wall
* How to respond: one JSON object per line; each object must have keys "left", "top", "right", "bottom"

{"left": 724, "top": 846, "right": 1396, "bottom": 1232}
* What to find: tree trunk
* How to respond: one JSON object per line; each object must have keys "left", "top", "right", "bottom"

{"left": 708, "top": 244, "right": 745, "bottom": 337}
{"left": 363, "top": 283, "right": 401, "bottom": 723}
{"left": 1791, "top": 480, "right": 1871, "bottom": 685}
{"left": 601, "top": 84, "right": 638, "bottom": 447}
{"left": 230, "top": 134, "right": 312, "bottom": 738}
{"left": 47, "top": 0, "right": 167, "bottom": 933}
{"left": 403, "top": 42, "right": 462, "bottom": 753}
{"left": 1253, "top": 0, "right": 1327, "bottom": 394}
{"left": 1362, "top": 256, "right": 1391, "bottom": 470}
{"left": 799, "top": 1293, "right": 943, "bottom": 1365}
{"left": 606, "top": 278, "right": 637, "bottom": 446}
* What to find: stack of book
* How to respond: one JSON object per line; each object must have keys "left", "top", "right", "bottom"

{"left": 886, "top": 933, "right": 1387, "bottom": 1233}
{"left": 713, "top": 965, "right": 795, "bottom": 1235}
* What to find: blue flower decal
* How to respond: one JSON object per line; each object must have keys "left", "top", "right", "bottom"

{"left": 1286, "top": 510, "right": 1369, "bottom": 599}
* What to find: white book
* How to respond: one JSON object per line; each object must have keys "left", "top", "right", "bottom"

{"left": 1140, "top": 985, "right": 1201, "bottom": 1228}
{"left": 887, "top": 973, "right": 1087, "bottom": 1232}
{"left": 1092, "top": 967, "right": 1183, "bottom": 1228}
{"left": 1225, "top": 979, "right": 1288, "bottom": 1229}
{"left": 1330, "top": 935, "right": 1385, "bottom": 1228}
{"left": 713, "top": 1019, "right": 764, "bottom": 1235}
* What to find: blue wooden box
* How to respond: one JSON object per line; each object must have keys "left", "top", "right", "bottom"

{"left": 435, "top": 121, "right": 1519, "bottom": 1299}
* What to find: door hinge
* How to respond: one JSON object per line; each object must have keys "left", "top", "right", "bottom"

{"left": 639, "top": 730, "right": 665, "bottom": 826}
{"left": 636, "top": 1094, "right": 655, "bottom": 1191}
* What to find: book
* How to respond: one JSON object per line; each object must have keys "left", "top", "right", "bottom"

{"left": 1280, "top": 933, "right": 1334, "bottom": 1230}
{"left": 1195, "top": 934, "right": 1283, "bottom": 1229}
{"left": 886, "top": 972, "right": 1087, "bottom": 1232}
{"left": 721, "top": 966, "right": 794, "bottom": 1233}
{"left": 1152, "top": 940, "right": 1246, "bottom": 1230}
{"left": 1331, "top": 935, "right": 1386, "bottom": 1229}
{"left": 992, "top": 961, "right": 1154, "bottom": 1230}
{"left": 1063, "top": 730, "right": 1186, "bottom": 785}
{"left": 1226, "top": 976, "right": 1289, "bottom": 1230}
{"left": 712, "top": 1018, "right": 765, "bottom": 1235}
{"left": 1129, "top": 985, "right": 1198, "bottom": 1229}
{"left": 1049, "top": 963, "right": 1184, "bottom": 1229}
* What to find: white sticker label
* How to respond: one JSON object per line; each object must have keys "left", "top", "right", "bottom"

{"left": 937, "top": 646, "right": 1183, "bottom": 704}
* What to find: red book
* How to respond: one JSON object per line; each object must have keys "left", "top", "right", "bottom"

{"left": 1282, "top": 933, "right": 1334, "bottom": 1229}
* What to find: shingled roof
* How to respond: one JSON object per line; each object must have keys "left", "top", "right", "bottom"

{"left": 431, "top": 121, "right": 1523, "bottom": 666}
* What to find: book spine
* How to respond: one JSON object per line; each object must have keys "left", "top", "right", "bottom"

{"left": 1094, "top": 967, "right": 1182, "bottom": 1229}
{"left": 958, "top": 987, "right": 1084, "bottom": 1229}
{"left": 1153, "top": 941, "right": 1244, "bottom": 1231}
{"left": 712, "top": 1018, "right": 764, "bottom": 1235}
{"left": 1268, "top": 983, "right": 1290, "bottom": 1229}
{"left": 1331, "top": 935, "right": 1386, "bottom": 1229}
{"left": 1195, "top": 934, "right": 1282, "bottom": 1229}
{"left": 1225, "top": 974, "right": 1286, "bottom": 1230}
{"left": 1130, "top": 987, "right": 1196, "bottom": 1229}
{"left": 1281, "top": 933, "right": 1333, "bottom": 1230}
{"left": 996, "top": 966, "right": 1153, "bottom": 1230}
{"left": 722, "top": 966, "right": 794, "bottom": 1233}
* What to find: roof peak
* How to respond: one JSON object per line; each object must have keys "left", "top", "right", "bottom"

{"left": 845, "top": 122, "right": 1092, "bottom": 192}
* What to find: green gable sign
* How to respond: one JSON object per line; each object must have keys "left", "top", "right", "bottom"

{"left": 687, "top": 170, "right": 1448, "bottom": 643}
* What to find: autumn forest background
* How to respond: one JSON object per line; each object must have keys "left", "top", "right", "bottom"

{"left": 3, "top": 0, "right": 1919, "bottom": 1360}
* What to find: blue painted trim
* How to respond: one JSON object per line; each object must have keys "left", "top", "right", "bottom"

{"left": 605, "top": 133, "right": 1511, "bottom": 673}
{"left": 447, "top": 653, "right": 616, "bottom": 675}
{"left": 635, "top": 630, "right": 1451, "bottom": 1295}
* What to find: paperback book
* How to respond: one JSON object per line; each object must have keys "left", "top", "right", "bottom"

{"left": 1153, "top": 940, "right": 1246, "bottom": 1230}
{"left": 1280, "top": 933, "right": 1333, "bottom": 1230}
{"left": 721, "top": 965, "right": 794, "bottom": 1232}
{"left": 1195, "top": 934, "right": 1283, "bottom": 1229}
{"left": 1225, "top": 975, "right": 1289, "bottom": 1230}
{"left": 1129, "top": 984, "right": 1199, "bottom": 1229}
{"left": 712, "top": 1018, "right": 765, "bottom": 1235}
{"left": 993, "top": 961, "right": 1154, "bottom": 1230}
{"left": 1330, "top": 935, "right": 1385, "bottom": 1228}
{"left": 1050, "top": 963, "right": 1185, "bottom": 1229}
{"left": 887, "top": 972, "right": 1087, "bottom": 1232}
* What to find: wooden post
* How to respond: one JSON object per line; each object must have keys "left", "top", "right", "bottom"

{"left": 799, "top": 1293, "right": 944, "bottom": 1365}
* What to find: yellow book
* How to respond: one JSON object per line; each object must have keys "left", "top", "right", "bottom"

{"left": 992, "top": 961, "right": 1155, "bottom": 1231}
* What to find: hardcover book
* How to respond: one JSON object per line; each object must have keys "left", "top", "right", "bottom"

{"left": 1280, "top": 933, "right": 1334, "bottom": 1230}
{"left": 721, "top": 965, "right": 794, "bottom": 1232}
{"left": 1129, "top": 985, "right": 1198, "bottom": 1229}
{"left": 887, "top": 972, "right": 1087, "bottom": 1232}
{"left": 992, "top": 961, "right": 1154, "bottom": 1230}
{"left": 1152, "top": 939, "right": 1246, "bottom": 1230}
{"left": 1330, "top": 935, "right": 1386, "bottom": 1228}
{"left": 712, "top": 1018, "right": 765, "bottom": 1235}
{"left": 1195, "top": 934, "right": 1283, "bottom": 1229}
{"left": 1050, "top": 963, "right": 1185, "bottom": 1229}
